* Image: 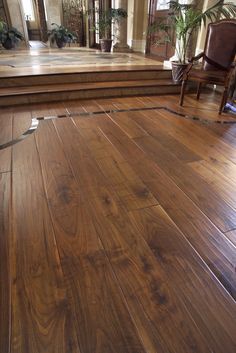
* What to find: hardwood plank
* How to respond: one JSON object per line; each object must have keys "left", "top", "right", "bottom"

{"left": 128, "top": 110, "right": 201, "bottom": 162}
{"left": 73, "top": 116, "right": 158, "bottom": 211}
{"left": 189, "top": 160, "right": 236, "bottom": 209}
{"left": 128, "top": 205, "right": 236, "bottom": 353}
{"left": 35, "top": 119, "right": 147, "bottom": 353}
{"left": 52, "top": 118, "right": 221, "bottom": 353}
{"left": 224, "top": 230, "right": 236, "bottom": 247}
{"left": 143, "top": 108, "right": 236, "bottom": 185}
{"left": 89, "top": 193, "right": 217, "bottom": 353}
{"left": 89, "top": 112, "right": 235, "bottom": 233}
{"left": 107, "top": 111, "right": 148, "bottom": 139}
{"left": 134, "top": 134, "right": 236, "bottom": 232}
{"left": 0, "top": 112, "right": 12, "bottom": 173}
{"left": 11, "top": 133, "right": 80, "bottom": 353}
{"left": 110, "top": 97, "right": 148, "bottom": 110}
{"left": 147, "top": 108, "right": 236, "bottom": 170}
{"left": 93, "top": 115, "right": 236, "bottom": 297}
{"left": 52, "top": 113, "right": 236, "bottom": 352}
{"left": 12, "top": 111, "right": 32, "bottom": 140}
{"left": 53, "top": 119, "right": 106, "bottom": 198}
{"left": 94, "top": 98, "right": 120, "bottom": 112}
{"left": 31, "top": 102, "right": 68, "bottom": 118}
{"left": 0, "top": 172, "right": 11, "bottom": 353}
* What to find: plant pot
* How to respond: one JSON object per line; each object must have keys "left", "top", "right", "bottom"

{"left": 99, "top": 39, "right": 112, "bottom": 53}
{"left": 171, "top": 62, "right": 189, "bottom": 84}
{"left": 56, "top": 38, "right": 66, "bottom": 48}
{"left": 2, "top": 38, "right": 16, "bottom": 50}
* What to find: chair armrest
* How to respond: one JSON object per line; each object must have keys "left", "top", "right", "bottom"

{"left": 189, "top": 52, "right": 204, "bottom": 63}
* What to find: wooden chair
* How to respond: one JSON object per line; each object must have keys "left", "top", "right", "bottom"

{"left": 180, "top": 19, "right": 236, "bottom": 114}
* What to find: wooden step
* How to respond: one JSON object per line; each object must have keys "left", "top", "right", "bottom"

{"left": 0, "top": 79, "right": 180, "bottom": 106}
{"left": 0, "top": 68, "right": 172, "bottom": 88}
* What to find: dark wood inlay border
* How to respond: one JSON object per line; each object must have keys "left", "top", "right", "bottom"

{"left": 1, "top": 106, "right": 235, "bottom": 151}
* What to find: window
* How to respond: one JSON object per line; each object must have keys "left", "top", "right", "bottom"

{"left": 156, "top": 0, "right": 170, "bottom": 10}
{"left": 22, "top": 0, "right": 35, "bottom": 21}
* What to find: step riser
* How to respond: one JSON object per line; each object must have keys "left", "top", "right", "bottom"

{"left": 0, "top": 85, "right": 180, "bottom": 106}
{"left": 0, "top": 70, "right": 172, "bottom": 88}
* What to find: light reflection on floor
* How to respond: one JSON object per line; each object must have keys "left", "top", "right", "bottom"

{"left": 0, "top": 47, "right": 162, "bottom": 71}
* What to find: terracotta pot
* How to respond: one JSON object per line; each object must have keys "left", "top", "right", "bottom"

{"left": 171, "top": 62, "right": 188, "bottom": 84}
{"left": 2, "top": 38, "right": 16, "bottom": 50}
{"left": 99, "top": 39, "right": 112, "bottom": 53}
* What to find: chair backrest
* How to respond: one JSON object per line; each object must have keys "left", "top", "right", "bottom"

{"left": 203, "top": 19, "right": 236, "bottom": 71}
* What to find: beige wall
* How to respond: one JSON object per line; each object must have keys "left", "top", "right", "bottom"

{"left": 44, "top": 0, "right": 62, "bottom": 29}
{"left": 7, "top": 0, "right": 29, "bottom": 46}
{"left": 127, "top": 0, "right": 149, "bottom": 52}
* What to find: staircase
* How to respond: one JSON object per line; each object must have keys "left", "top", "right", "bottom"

{"left": 0, "top": 67, "right": 180, "bottom": 106}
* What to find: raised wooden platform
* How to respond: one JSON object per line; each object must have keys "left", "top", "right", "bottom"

{"left": 0, "top": 65, "right": 180, "bottom": 106}
{"left": 0, "top": 49, "right": 181, "bottom": 106}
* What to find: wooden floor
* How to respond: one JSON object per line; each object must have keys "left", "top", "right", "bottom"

{"left": 0, "top": 92, "right": 236, "bottom": 353}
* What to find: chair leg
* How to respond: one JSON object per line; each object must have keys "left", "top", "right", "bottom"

{"left": 219, "top": 88, "right": 228, "bottom": 115}
{"left": 196, "top": 82, "right": 202, "bottom": 100}
{"left": 180, "top": 80, "right": 187, "bottom": 106}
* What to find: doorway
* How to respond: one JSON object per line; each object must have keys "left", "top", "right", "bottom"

{"left": 147, "top": 0, "right": 175, "bottom": 60}
{"left": 22, "top": 0, "right": 47, "bottom": 44}
{"left": 88, "top": 0, "right": 111, "bottom": 49}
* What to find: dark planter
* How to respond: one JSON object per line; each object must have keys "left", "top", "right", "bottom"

{"left": 99, "top": 39, "right": 112, "bottom": 53}
{"left": 171, "top": 62, "right": 188, "bottom": 84}
{"left": 2, "top": 38, "right": 16, "bottom": 50}
{"left": 56, "top": 38, "right": 67, "bottom": 48}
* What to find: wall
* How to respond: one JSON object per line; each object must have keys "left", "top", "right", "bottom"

{"left": 131, "top": 0, "right": 149, "bottom": 52}
{"left": 7, "top": 0, "right": 29, "bottom": 46}
{"left": 44, "top": 0, "right": 62, "bottom": 29}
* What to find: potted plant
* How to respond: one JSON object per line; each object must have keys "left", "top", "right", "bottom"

{"left": 88, "top": 8, "right": 127, "bottom": 52}
{"left": 48, "top": 23, "right": 77, "bottom": 48}
{"left": 0, "top": 21, "right": 24, "bottom": 49}
{"left": 149, "top": 1, "right": 236, "bottom": 83}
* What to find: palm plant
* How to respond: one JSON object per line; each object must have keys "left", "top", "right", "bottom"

{"left": 88, "top": 8, "right": 127, "bottom": 40}
{"left": 150, "top": 1, "right": 236, "bottom": 64}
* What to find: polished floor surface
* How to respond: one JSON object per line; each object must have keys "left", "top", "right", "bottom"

{"left": 0, "top": 93, "right": 236, "bottom": 353}
{"left": 0, "top": 47, "right": 162, "bottom": 75}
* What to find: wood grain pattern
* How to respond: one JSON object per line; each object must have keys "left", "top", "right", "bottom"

{"left": 94, "top": 114, "right": 236, "bottom": 296}
{"left": 129, "top": 205, "right": 236, "bottom": 353}
{"left": 0, "top": 112, "right": 12, "bottom": 173}
{"left": 11, "top": 133, "right": 80, "bottom": 353}
{"left": 224, "top": 230, "right": 236, "bottom": 247}
{"left": 73, "top": 116, "right": 158, "bottom": 211}
{"left": 50, "top": 117, "right": 230, "bottom": 353}
{"left": 36, "top": 119, "right": 147, "bottom": 353}
{"left": 134, "top": 134, "right": 236, "bottom": 232}
{"left": 0, "top": 172, "right": 11, "bottom": 353}
{"left": 2, "top": 92, "right": 236, "bottom": 353}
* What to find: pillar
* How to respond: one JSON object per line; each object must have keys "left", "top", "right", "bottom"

{"left": 195, "top": 0, "right": 220, "bottom": 55}
{"left": 113, "top": 0, "right": 131, "bottom": 52}
{"left": 131, "top": 0, "right": 149, "bottom": 53}
{"left": 7, "top": 0, "right": 29, "bottom": 47}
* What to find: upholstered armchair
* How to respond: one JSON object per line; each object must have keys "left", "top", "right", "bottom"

{"left": 180, "top": 19, "right": 236, "bottom": 114}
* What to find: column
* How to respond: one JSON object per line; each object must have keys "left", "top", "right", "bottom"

{"left": 7, "top": 0, "right": 29, "bottom": 47}
{"left": 195, "top": 0, "right": 219, "bottom": 55}
{"left": 131, "top": 0, "right": 149, "bottom": 53}
{"left": 113, "top": 0, "right": 131, "bottom": 52}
